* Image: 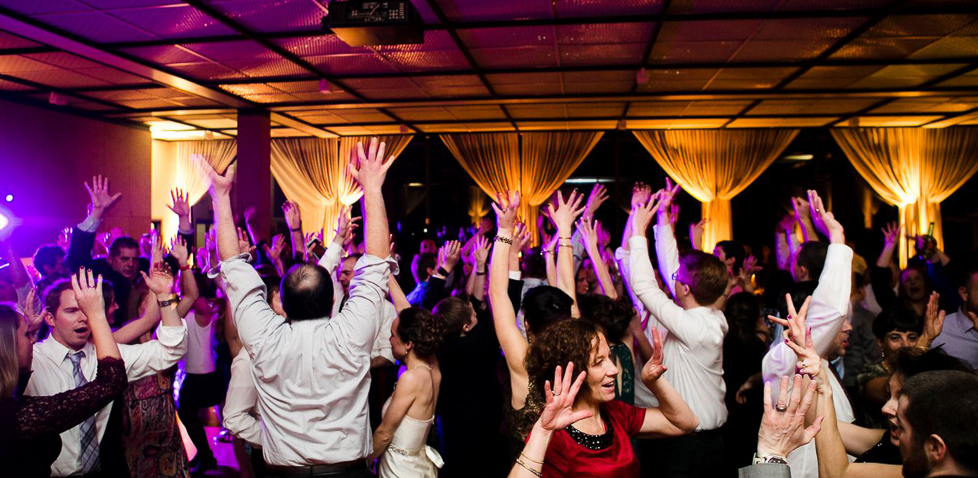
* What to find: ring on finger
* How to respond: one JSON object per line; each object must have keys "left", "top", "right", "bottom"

{"left": 776, "top": 403, "right": 788, "bottom": 413}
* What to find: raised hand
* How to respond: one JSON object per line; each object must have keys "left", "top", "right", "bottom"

{"left": 268, "top": 233, "right": 286, "bottom": 259}
{"left": 438, "top": 240, "right": 461, "bottom": 273}
{"left": 584, "top": 183, "right": 608, "bottom": 218}
{"left": 84, "top": 175, "right": 123, "bottom": 219}
{"left": 538, "top": 362, "right": 593, "bottom": 433}
{"left": 196, "top": 155, "right": 234, "bottom": 198}
{"left": 768, "top": 294, "right": 818, "bottom": 377}
{"left": 631, "top": 182, "right": 652, "bottom": 211}
{"left": 478, "top": 217, "right": 494, "bottom": 236}
{"left": 58, "top": 227, "right": 72, "bottom": 251}
{"left": 641, "top": 327, "right": 668, "bottom": 386}
{"left": 807, "top": 190, "right": 844, "bottom": 244}
{"left": 546, "top": 189, "right": 586, "bottom": 233}
{"left": 512, "top": 222, "right": 532, "bottom": 253}
{"left": 348, "top": 137, "right": 396, "bottom": 193}
{"left": 71, "top": 268, "right": 106, "bottom": 319}
{"left": 282, "top": 201, "right": 302, "bottom": 231}
{"left": 22, "top": 288, "right": 46, "bottom": 334}
{"left": 472, "top": 234, "right": 491, "bottom": 268}
{"left": 791, "top": 196, "right": 810, "bottom": 222}
{"left": 882, "top": 221, "right": 901, "bottom": 248}
{"left": 578, "top": 216, "right": 599, "bottom": 253}
{"left": 140, "top": 267, "right": 174, "bottom": 297}
{"left": 918, "top": 291, "right": 946, "bottom": 349}
{"left": 170, "top": 236, "right": 189, "bottom": 267}
{"left": 334, "top": 204, "right": 361, "bottom": 245}
{"left": 236, "top": 227, "right": 255, "bottom": 256}
{"left": 491, "top": 191, "right": 520, "bottom": 231}
{"left": 168, "top": 188, "right": 191, "bottom": 218}
{"left": 690, "top": 218, "right": 707, "bottom": 250}
{"left": 758, "top": 375, "right": 823, "bottom": 459}
{"left": 630, "top": 190, "right": 663, "bottom": 238}
{"left": 739, "top": 255, "right": 762, "bottom": 286}
{"left": 657, "top": 177, "right": 682, "bottom": 213}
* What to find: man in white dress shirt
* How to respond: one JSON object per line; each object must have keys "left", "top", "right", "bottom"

{"left": 26, "top": 278, "right": 187, "bottom": 477}
{"left": 624, "top": 184, "right": 730, "bottom": 478}
{"left": 762, "top": 190, "right": 854, "bottom": 478}
{"left": 209, "top": 138, "right": 396, "bottom": 477}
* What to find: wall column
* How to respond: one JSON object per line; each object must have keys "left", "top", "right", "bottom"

{"left": 235, "top": 109, "right": 272, "bottom": 242}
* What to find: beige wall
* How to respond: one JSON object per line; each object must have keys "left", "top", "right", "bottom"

{"left": 0, "top": 99, "right": 152, "bottom": 254}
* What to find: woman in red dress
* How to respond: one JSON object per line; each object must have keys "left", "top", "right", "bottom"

{"left": 509, "top": 319, "right": 698, "bottom": 478}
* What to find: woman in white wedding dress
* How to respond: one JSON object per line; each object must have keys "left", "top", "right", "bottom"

{"left": 371, "top": 308, "right": 445, "bottom": 478}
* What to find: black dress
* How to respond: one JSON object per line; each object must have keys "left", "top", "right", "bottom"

{"left": 856, "top": 430, "right": 903, "bottom": 465}
{"left": 0, "top": 357, "right": 128, "bottom": 477}
{"left": 720, "top": 334, "right": 769, "bottom": 471}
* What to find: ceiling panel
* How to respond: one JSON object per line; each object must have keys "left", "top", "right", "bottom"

{"left": 936, "top": 68, "right": 978, "bottom": 87}
{"left": 0, "top": 78, "right": 35, "bottom": 90}
{"left": 0, "top": 0, "right": 91, "bottom": 16}
{"left": 32, "top": 11, "right": 158, "bottom": 43}
{"left": 517, "top": 120, "right": 617, "bottom": 130}
{"left": 8, "top": 69, "right": 112, "bottom": 87}
{"left": 181, "top": 40, "right": 278, "bottom": 62}
{"left": 106, "top": 4, "right": 239, "bottom": 39}
{"left": 555, "top": 0, "right": 665, "bottom": 17}
{"left": 0, "top": 31, "right": 43, "bottom": 50}
{"left": 637, "top": 68, "right": 720, "bottom": 92}
{"left": 705, "top": 67, "right": 798, "bottom": 90}
{"left": 846, "top": 115, "right": 944, "bottom": 127}
{"left": 207, "top": 0, "right": 327, "bottom": 32}
{"left": 305, "top": 53, "right": 399, "bottom": 75}
{"left": 119, "top": 45, "right": 205, "bottom": 64}
{"left": 560, "top": 43, "right": 648, "bottom": 66}
{"left": 784, "top": 65, "right": 888, "bottom": 89}
{"left": 627, "top": 118, "right": 728, "bottom": 128}
{"left": 274, "top": 35, "right": 374, "bottom": 57}
{"left": 457, "top": 26, "right": 553, "bottom": 50}
{"left": 468, "top": 46, "right": 558, "bottom": 69}
{"left": 385, "top": 106, "right": 459, "bottom": 121}
{"left": 831, "top": 37, "right": 942, "bottom": 60}
{"left": 682, "top": 100, "right": 754, "bottom": 116}
{"left": 748, "top": 98, "right": 880, "bottom": 115}
{"left": 164, "top": 61, "right": 246, "bottom": 80}
{"left": 74, "top": 67, "right": 152, "bottom": 84}
{"left": 846, "top": 63, "right": 968, "bottom": 89}
{"left": 871, "top": 96, "right": 978, "bottom": 113}
{"left": 439, "top": 0, "right": 553, "bottom": 23}
{"left": 649, "top": 41, "right": 743, "bottom": 63}
{"left": 908, "top": 35, "right": 978, "bottom": 60}
{"left": 627, "top": 101, "right": 693, "bottom": 116}
{"left": 444, "top": 105, "right": 508, "bottom": 120}
{"left": 726, "top": 117, "right": 837, "bottom": 127}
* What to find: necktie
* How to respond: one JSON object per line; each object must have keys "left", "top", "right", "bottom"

{"left": 339, "top": 294, "right": 349, "bottom": 313}
{"left": 68, "top": 351, "right": 101, "bottom": 474}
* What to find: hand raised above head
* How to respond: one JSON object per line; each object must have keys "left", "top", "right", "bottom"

{"left": 348, "top": 137, "right": 396, "bottom": 192}
{"left": 491, "top": 191, "right": 520, "bottom": 230}
{"left": 547, "top": 189, "right": 586, "bottom": 232}
{"left": 196, "top": 156, "right": 234, "bottom": 198}
{"left": 72, "top": 268, "right": 106, "bottom": 318}
{"left": 807, "top": 189, "right": 844, "bottom": 244}
{"left": 84, "top": 175, "right": 122, "bottom": 217}
{"left": 168, "top": 188, "right": 191, "bottom": 217}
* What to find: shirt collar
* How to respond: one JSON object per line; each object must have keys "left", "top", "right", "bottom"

{"left": 37, "top": 335, "right": 93, "bottom": 363}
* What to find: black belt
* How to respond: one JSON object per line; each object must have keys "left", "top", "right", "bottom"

{"left": 266, "top": 460, "right": 368, "bottom": 477}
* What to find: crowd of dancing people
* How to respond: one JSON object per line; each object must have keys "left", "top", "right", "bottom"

{"left": 1, "top": 137, "right": 977, "bottom": 478}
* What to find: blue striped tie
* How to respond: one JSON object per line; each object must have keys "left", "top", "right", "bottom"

{"left": 68, "top": 351, "right": 101, "bottom": 474}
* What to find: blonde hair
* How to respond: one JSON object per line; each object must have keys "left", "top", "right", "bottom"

{"left": 0, "top": 304, "right": 22, "bottom": 400}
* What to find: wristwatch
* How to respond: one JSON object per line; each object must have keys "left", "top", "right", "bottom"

{"left": 753, "top": 453, "right": 788, "bottom": 465}
{"left": 157, "top": 295, "right": 179, "bottom": 308}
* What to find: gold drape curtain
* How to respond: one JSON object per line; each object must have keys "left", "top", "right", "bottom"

{"left": 151, "top": 140, "right": 237, "bottom": 241}
{"left": 832, "top": 127, "right": 978, "bottom": 268}
{"left": 467, "top": 186, "right": 489, "bottom": 227}
{"left": 270, "top": 136, "right": 413, "bottom": 242}
{"left": 633, "top": 129, "right": 798, "bottom": 249}
{"left": 442, "top": 132, "right": 603, "bottom": 244}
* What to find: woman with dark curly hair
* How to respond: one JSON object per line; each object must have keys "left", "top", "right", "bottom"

{"left": 370, "top": 307, "right": 445, "bottom": 478}
{"left": 511, "top": 319, "right": 698, "bottom": 478}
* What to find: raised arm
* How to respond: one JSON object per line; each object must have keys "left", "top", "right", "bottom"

{"left": 282, "top": 200, "right": 304, "bottom": 261}
{"left": 467, "top": 235, "right": 490, "bottom": 302}
{"left": 68, "top": 176, "right": 122, "bottom": 271}
{"left": 579, "top": 217, "right": 617, "bottom": 299}
{"left": 489, "top": 191, "right": 529, "bottom": 377}
{"left": 74, "top": 268, "right": 121, "bottom": 360}
{"left": 549, "top": 190, "right": 586, "bottom": 316}
{"left": 654, "top": 179, "right": 682, "bottom": 297}
{"left": 351, "top": 138, "right": 394, "bottom": 259}
{"left": 792, "top": 196, "right": 819, "bottom": 243}
{"left": 168, "top": 236, "right": 199, "bottom": 318}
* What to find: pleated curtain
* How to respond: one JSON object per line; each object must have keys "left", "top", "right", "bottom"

{"left": 832, "top": 127, "right": 978, "bottom": 268}
{"left": 151, "top": 139, "right": 237, "bottom": 241}
{"left": 467, "top": 186, "right": 490, "bottom": 227}
{"left": 442, "top": 132, "right": 603, "bottom": 244}
{"left": 270, "top": 135, "right": 413, "bottom": 242}
{"left": 633, "top": 129, "right": 799, "bottom": 249}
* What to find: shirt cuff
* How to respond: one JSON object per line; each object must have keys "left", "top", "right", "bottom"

{"left": 355, "top": 254, "right": 400, "bottom": 277}
{"left": 628, "top": 236, "right": 649, "bottom": 252}
{"left": 509, "top": 271, "right": 522, "bottom": 280}
{"left": 212, "top": 253, "right": 252, "bottom": 279}
{"left": 155, "top": 320, "right": 188, "bottom": 347}
{"left": 77, "top": 216, "right": 101, "bottom": 233}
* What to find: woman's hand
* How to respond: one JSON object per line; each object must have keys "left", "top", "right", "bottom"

{"left": 641, "top": 327, "right": 668, "bottom": 387}
{"left": 757, "top": 375, "right": 823, "bottom": 459}
{"left": 538, "top": 362, "right": 593, "bottom": 432}
{"left": 492, "top": 191, "right": 520, "bottom": 231}
{"left": 769, "top": 294, "right": 821, "bottom": 380}
{"left": 546, "top": 190, "right": 586, "bottom": 234}
{"left": 918, "top": 291, "right": 946, "bottom": 349}
{"left": 72, "top": 268, "right": 106, "bottom": 320}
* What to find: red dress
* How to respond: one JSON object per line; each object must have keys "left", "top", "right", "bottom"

{"left": 538, "top": 400, "right": 646, "bottom": 478}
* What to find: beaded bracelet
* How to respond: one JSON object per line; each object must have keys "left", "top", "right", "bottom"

{"left": 495, "top": 236, "right": 513, "bottom": 245}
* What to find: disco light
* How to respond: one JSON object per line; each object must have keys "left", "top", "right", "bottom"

{"left": 0, "top": 211, "right": 8, "bottom": 232}
{"left": 4, "top": 194, "right": 12, "bottom": 202}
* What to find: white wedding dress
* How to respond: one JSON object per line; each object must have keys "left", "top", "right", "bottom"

{"left": 377, "top": 369, "right": 443, "bottom": 478}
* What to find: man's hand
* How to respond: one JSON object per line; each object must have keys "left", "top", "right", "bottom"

{"left": 196, "top": 155, "right": 234, "bottom": 199}
{"left": 690, "top": 218, "right": 706, "bottom": 250}
{"left": 631, "top": 182, "right": 652, "bottom": 211}
{"left": 656, "top": 178, "right": 681, "bottom": 226}
{"left": 348, "top": 137, "right": 396, "bottom": 194}
{"left": 807, "top": 190, "right": 844, "bottom": 244}
{"left": 758, "top": 375, "right": 823, "bottom": 459}
{"left": 168, "top": 188, "right": 191, "bottom": 218}
{"left": 72, "top": 268, "right": 107, "bottom": 319}
{"left": 472, "top": 235, "right": 490, "bottom": 268}
{"left": 438, "top": 240, "right": 461, "bottom": 273}
{"left": 630, "top": 191, "right": 663, "bottom": 239}
{"left": 268, "top": 233, "right": 286, "bottom": 259}
{"left": 236, "top": 227, "right": 255, "bottom": 256}
{"left": 547, "top": 189, "right": 586, "bottom": 233}
{"left": 84, "top": 175, "right": 122, "bottom": 219}
{"left": 882, "top": 222, "right": 901, "bottom": 248}
{"left": 492, "top": 191, "right": 520, "bottom": 231}
{"left": 140, "top": 268, "right": 175, "bottom": 297}
{"left": 170, "top": 236, "right": 189, "bottom": 267}
{"left": 918, "top": 291, "right": 946, "bottom": 349}
{"left": 578, "top": 216, "right": 600, "bottom": 253}
{"left": 282, "top": 201, "right": 302, "bottom": 231}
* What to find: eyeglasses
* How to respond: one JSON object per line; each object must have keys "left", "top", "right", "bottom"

{"left": 671, "top": 271, "right": 686, "bottom": 286}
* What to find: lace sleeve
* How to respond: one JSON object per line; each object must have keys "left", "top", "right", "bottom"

{"left": 15, "top": 357, "right": 127, "bottom": 440}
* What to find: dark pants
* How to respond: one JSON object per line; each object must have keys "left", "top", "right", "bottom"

{"left": 178, "top": 372, "right": 222, "bottom": 462}
{"left": 265, "top": 464, "right": 374, "bottom": 478}
{"left": 639, "top": 430, "right": 729, "bottom": 478}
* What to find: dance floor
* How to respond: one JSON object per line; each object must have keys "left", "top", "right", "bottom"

{"left": 205, "top": 426, "right": 241, "bottom": 478}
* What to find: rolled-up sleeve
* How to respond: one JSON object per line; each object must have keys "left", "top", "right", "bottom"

{"left": 223, "top": 351, "right": 262, "bottom": 447}
{"left": 119, "top": 321, "right": 188, "bottom": 381}
{"left": 329, "top": 255, "right": 397, "bottom": 351}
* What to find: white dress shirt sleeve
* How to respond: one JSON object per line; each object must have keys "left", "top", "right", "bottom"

{"left": 763, "top": 244, "right": 853, "bottom": 383}
{"left": 628, "top": 236, "right": 702, "bottom": 345}
{"left": 329, "top": 255, "right": 396, "bottom": 352}
{"left": 653, "top": 224, "right": 681, "bottom": 299}
{"left": 118, "top": 320, "right": 188, "bottom": 381}
{"left": 221, "top": 255, "right": 290, "bottom": 366}
{"left": 317, "top": 241, "right": 345, "bottom": 274}
{"left": 370, "top": 301, "right": 397, "bottom": 364}
{"left": 223, "top": 349, "right": 262, "bottom": 447}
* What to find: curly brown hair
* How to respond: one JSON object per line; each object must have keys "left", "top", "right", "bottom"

{"left": 397, "top": 307, "right": 445, "bottom": 358}
{"left": 524, "top": 319, "right": 601, "bottom": 403}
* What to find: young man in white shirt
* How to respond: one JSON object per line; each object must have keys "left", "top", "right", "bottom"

{"left": 26, "top": 277, "right": 188, "bottom": 477}
{"left": 625, "top": 184, "right": 730, "bottom": 478}
{"left": 208, "top": 138, "right": 396, "bottom": 477}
